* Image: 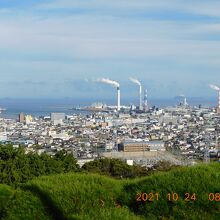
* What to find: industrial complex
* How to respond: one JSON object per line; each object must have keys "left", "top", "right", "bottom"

{"left": 0, "top": 79, "right": 220, "bottom": 168}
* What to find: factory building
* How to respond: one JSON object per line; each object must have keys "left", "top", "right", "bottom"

{"left": 149, "top": 141, "right": 166, "bottom": 151}
{"left": 118, "top": 139, "right": 165, "bottom": 152}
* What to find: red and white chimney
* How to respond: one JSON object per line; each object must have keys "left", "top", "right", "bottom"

{"left": 117, "top": 87, "right": 121, "bottom": 111}
{"left": 218, "top": 90, "right": 220, "bottom": 109}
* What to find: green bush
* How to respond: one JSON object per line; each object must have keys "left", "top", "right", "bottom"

{"left": 82, "top": 158, "right": 149, "bottom": 178}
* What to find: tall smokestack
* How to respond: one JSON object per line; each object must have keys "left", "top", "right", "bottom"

{"left": 219, "top": 90, "right": 220, "bottom": 110}
{"left": 209, "top": 84, "right": 220, "bottom": 113}
{"left": 139, "top": 85, "right": 142, "bottom": 111}
{"left": 144, "top": 89, "right": 148, "bottom": 111}
{"left": 184, "top": 97, "right": 187, "bottom": 107}
{"left": 117, "top": 87, "right": 121, "bottom": 111}
{"left": 97, "top": 78, "right": 121, "bottom": 111}
{"left": 129, "top": 77, "right": 142, "bottom": 110}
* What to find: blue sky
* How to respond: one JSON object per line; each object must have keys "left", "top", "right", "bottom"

{"left": 0, "top": 0, "right": 220, "bottom": 101}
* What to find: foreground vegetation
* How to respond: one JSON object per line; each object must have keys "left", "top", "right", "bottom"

{"left": 1, "top": 163, "right": 220, "bottom": 219}
{"left": 1, "top": 144, "right": 174, "bottom": 186}
{"left": 0, "top": 145, "right": 80, "bottom": 185}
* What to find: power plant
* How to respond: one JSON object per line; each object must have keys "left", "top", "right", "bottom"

{"left": 96, "top": 77, "right": 149, "bottom": 112}
{"left": 178, "top": 94, "right": 188, "bottom": 107}
{"left": 97, "top": 78, "right": 121, "bottom": 111}
{"left": 129, "top": 77, "right": 143, "bottom": 111}
{"left": 94, "top": 79, "right": 220, "bottom": 114}
{"left": 209, "top": 84, "right": 220, "bottom": 113}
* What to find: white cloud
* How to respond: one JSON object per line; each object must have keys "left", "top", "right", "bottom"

{"left": 37, "top": 0, "right": 178, "bottom": 11}
{"left": 185, "top": 2, "right": 220, "bottom": 18}
{"left": 37, "top": 0, "right": 220, "bottom": 18}
{"left": 188, "top": 23, "right": 220, "bottom": 35}
{"left": 0, "top": 15, "right": 219, "bottom": 65}
{"left": 0, "top": 0, "right": 220, "bottom": 98}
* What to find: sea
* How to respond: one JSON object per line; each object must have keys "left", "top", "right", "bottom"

{"left": 0, "top": 97, "right": 217, "bottom": 119}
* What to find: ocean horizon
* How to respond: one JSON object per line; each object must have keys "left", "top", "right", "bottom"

{"left": 0, "top": 97, "right": 218, "bottom": 119}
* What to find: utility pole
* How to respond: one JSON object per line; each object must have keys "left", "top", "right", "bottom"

{"left": 204, "top": 133, "right": 210, "bottom": 163}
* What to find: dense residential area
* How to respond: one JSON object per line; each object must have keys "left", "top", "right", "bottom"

{"left": 1, "top": 106, "right": 220, "bottom": 219}
{"left": 0, "top": 105, "right": 220, "bottom": 168}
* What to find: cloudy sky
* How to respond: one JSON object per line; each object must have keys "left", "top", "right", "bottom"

{"left": 0, "top": 0, "right": 220, "bottom": 100}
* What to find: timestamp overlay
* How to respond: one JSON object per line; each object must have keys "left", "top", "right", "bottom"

{"left": 120, "top": 190, "right": 220, "bottom": 218}
{"left": 135, "top": 192, "right": 220, "bottom": 202}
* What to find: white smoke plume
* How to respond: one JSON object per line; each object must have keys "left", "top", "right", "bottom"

{"left": 209, "top": 84, "right": 220, "bottom": 91}
{"left": 179, "top": 94, "right": 185, "bottom": 97}
{"left": 97, "top": 78, "right": 120, "bottom": 88}
{"left": 129, "top": 77, "right": 141, "bottom": 86}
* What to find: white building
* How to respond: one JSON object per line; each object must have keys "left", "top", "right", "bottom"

{"left": 51, "top": 113, "right": 65, "bottom": 125}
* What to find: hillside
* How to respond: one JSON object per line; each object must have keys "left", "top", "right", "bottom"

{"left": 1, "top": 163, "right": 220, "bottom": 220}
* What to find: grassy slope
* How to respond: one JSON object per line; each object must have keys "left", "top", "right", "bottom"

{"left": 121, "top": 164, "right": 220, "bottom": 219}
{"left": 1, "top": 163, "right": 220, "bottom": 220}
{"left": 0, "top": 184, "right": 51, "bottom": 220}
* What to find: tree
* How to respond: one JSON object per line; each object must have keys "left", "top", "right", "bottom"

{"left": 0, "top": 145, "right": 80, "bottom": 185}
{"left": 55, "top": 150, "right": 80, "bottom": 173}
